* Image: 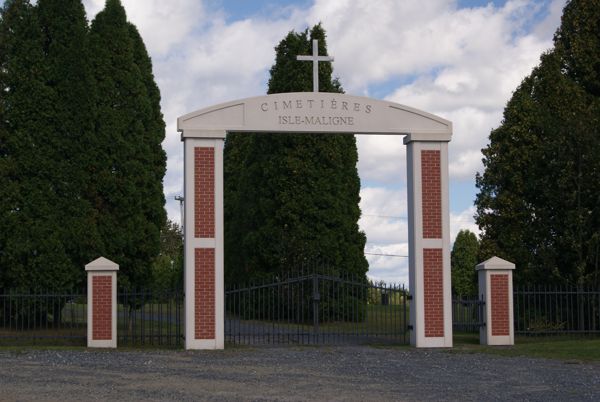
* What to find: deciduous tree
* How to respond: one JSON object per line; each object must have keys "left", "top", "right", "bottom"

{"left": 476, "top": 0, "right": 600, "bottom": 286}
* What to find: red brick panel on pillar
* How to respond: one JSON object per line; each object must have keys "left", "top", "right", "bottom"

{"left": 195, "top": 248, "right": 215, "bottom": 340}
{"left": 476, "top": 256, "right": 515, "bottom": 345}
{"left": 184, "top": 135, "right": 225, "bottom": 350}
{"left": 85, "top": 257, "right": 119, "bottom": 348}
{"left": 490, "top": 274, "right": 510, "bottom": 336}
{"left": 405, "top": 135, "right": 452, "bottom": 348}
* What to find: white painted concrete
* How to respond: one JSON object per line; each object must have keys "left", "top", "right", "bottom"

{"left": 179, "top": 93, "right": 453, "bottom": 349}
{"left": 184, "top": 135, "right": 225, "bottom": 350}
{"left": 178, "top": 93, "right": 452, "bottom": 137}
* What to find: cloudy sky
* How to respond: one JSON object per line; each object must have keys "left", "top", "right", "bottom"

{"left": 77, "top": 0, "right": 565, "bottom": 284}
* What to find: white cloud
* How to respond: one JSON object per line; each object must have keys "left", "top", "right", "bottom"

{"left": 306, "top": 0, "right": 563, "bottom": 184}
{"left": 359, "top": 186, "right": 408, "bottom": 284}
{"left": 365, "top": 243, "right": 409, "bottom": 285}
{"left": 356, "top": 135, "right": 406, "bottom": 184}
{"left": 450, "top": 205, "right": 479, "bottom": 242}
{"left": 359, "top": 187, "right": 408, "bottom": 245}
{"left": 78, "top": 0, "right": 563, "bottom": 284}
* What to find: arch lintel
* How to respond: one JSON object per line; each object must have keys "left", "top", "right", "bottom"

{"left": 178, "top": 93, "right": 452, "bottom": 139}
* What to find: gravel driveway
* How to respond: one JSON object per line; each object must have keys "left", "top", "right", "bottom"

{"left": 0, "top": 346, "right": 598, "bottom": 401}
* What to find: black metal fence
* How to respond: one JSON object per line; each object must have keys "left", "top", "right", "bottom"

{"left": 3, "top": 284, "right": 599, "bottom": 346}
{"left": 225, "top": 272, "right": 409, "bottom": 345}
{"left": 118, "top": 289, "right": 184, "bottom": 347}
{"left": 514, "top": 285, "right": 600, "bottom": 335}
{"left": 0, "top": 289, "right": 87, "bottom": 345}
{"left": 0, "top": 288, "right": 183, "bottom": 347}
{"left": 452, "top": 296, "right": 485, "bottom": 333}
{"left": 452, "top": 285, "right": 600, "bottom": 336}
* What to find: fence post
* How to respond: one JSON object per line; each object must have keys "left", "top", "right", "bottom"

{"left": 476, "top": 256, "right": 515, "bottom": 346}
{"left": 312, "top": 274, "right": 320, "bottom": 339}
{"left": 85, "top": 257, "right": 119, "bottom": 348}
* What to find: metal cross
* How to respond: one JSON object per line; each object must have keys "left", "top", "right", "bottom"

{"left": 296, "top": 39, "right": 334, "bottom": 93}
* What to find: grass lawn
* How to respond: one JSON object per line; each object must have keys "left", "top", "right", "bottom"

{"left": 452, "top": 332, "right": 600, "bottom": 362}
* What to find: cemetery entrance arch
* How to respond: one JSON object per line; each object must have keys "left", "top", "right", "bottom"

{"left": 178, "top": 92, "right": 453, "bottom": 349}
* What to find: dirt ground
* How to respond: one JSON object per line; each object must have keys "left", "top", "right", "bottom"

{"left": 0, "top": 345, "right": 599, "bottom": 401}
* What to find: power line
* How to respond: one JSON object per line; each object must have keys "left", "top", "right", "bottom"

{"left": 362, "top": 214, "right": 407, "bottom": 219}
{"left": 365, "top": 252, "right": 409, "bottom": 258}
{"left": 362, "top": 214, "right": 477, "bottom": 223}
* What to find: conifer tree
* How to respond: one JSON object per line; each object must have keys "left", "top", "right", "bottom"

{"left": 225, "top": 25, "right": 368, "bottom": 283}
{"left": 0, "top": 0, "right": 75, "bottom": 290}
{"left": 88, "top": 0, "right": 166, "bottom": 289}
{"left": 36, "top": 0, "right": 102, "bottom": 275}
{"left": 451, "top": 230, "right": 479, "bottom": 296}
{"left": 128, "top": 22, "right": 167, "bottom": 246}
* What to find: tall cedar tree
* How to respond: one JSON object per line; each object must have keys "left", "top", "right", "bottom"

{"left": 475, "top": 0, "right": 600, "bottom": 286}
{"left": 37, "top": 0, "right": 102, "bottom": 278}
{"left": 0, "top": 0, "right": 77, "bottom": 290}
{"left": 89, "top": 0, "right": 166, "bottom": 289}
{"left": 450, "top": 230, "right": 479, "bottom": 296}
{"left": 224, "top": 25, "right": 368, "bottom": 284}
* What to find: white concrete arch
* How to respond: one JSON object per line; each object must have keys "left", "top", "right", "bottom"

{"left": 178, "top": 93, "right": 451, "bottom": 139}
{"left": 178, "top": 92, "right": 453, "bottom": 350}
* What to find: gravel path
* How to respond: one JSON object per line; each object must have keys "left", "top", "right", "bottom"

{"left": 0, "top": 346, "right": 598, "bottom": 401}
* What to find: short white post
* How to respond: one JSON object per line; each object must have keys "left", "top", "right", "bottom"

{"left": 85, "top": 257, "right": 119, "bottom": 348}
{"left": 476, "top": 256, "right": 515, "bottom": 345}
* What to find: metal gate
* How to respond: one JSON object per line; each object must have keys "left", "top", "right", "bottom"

{"left": 452, "top": 296, "right": 485, "bottom": 333}
{"left": 225, "top": 272, "right": 409, "bottom": 345}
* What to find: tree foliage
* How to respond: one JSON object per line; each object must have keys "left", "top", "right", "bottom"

{"left": 88, "top": 0, "right": 166, "bottom": 289}
{"left": 150, "top": 220, "right": 183, "bottom": 292}
{"left": 451, "top": 230, "right": 479, "bottom": 296}
{"left": 475, "top": 0, "right": 600, "bottom": 287}
{"left": 0, "top": 0, "right": 76, "bottom": 290}
{"left": 0, "top": 0, "right": 166, "bottom": 291}
{"left": 224, "top": 25, "right": 368, "bottom": 284}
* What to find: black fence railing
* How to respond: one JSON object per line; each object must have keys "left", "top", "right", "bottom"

{"left": 514, "top": 285, "right": 600, "bottom": 335}
{"left": 0, "top": 289, "right": 87, "bottom": 345}
{"left": 452, "top": 286, "right": 600, "bottom": 336}
{"left": 452, "top": 296, "right": 485, "bottom": 333}
{"left": 0, "top": 288, "right": 184, "bottom": 347}
{"left": 118, "top": 289, "right": 184, "bottom": 347}
{"left": 3, "top": 284, "right": 598, "bottom": 346}
{"left": 225, "top": 272, "right": 409, "bottom": 345}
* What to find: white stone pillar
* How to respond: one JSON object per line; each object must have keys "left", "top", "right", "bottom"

{"left": 183, "top": 130, "right": 225, "bottom": 350}
{"left": 404, "top": 134, "right": 452, "bottom": 348}
{"left": 477, "top": 257, "right": 515, "bottom": 346}
{"left": 85, "top": 257, "right": 119, "bottom": 348}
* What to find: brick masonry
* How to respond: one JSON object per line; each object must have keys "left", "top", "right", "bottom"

{"left": 92, "top": 275, "right": 112, "bottom": 341}
{"left": 195, "top": 248, "right": 215, "bottom": 340}
{"left": 195, "top": 147, "right": 215, "bottom": 238}
{"left": 421, "top": 150, "right": 442, "bottom": 239}
{"left": 423, "top": 248, "right": 444, "bottom": 337}
{"left": 491, "top": 274, "right": 510, "bottom": 336}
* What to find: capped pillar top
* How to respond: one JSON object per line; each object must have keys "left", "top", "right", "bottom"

{"left": 85, "top": 257, "right": 119, "bottom": 272}
{"left": 476, "top": 256, "right": 515, "bottom": 271}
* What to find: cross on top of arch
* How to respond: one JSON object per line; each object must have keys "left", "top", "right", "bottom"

{"left": 296, "top": 39, "right": 334, "bottom": 93}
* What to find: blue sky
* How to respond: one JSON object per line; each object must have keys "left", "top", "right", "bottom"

{"left": 23, "top": 0, "right": 568, "bottom": 283}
